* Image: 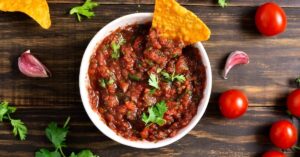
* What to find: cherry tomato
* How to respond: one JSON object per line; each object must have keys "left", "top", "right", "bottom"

{"left": 255, "top": 2, "right": 287, "bottom": 36}
{"left": 219, "top": 89, "right": 248, "bottom": 119}
{"left": 270, "top": 120, "right": 298, "bottom": 149}
{"left": 262, "top": 150, "right": 285, "bottom": 157}
{"left": 287, "top": 89, "right": 300, "bottom": 117}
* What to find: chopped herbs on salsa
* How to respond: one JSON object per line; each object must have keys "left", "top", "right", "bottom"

{"left": 142, "top": 101, "right": 168, "bottom": 126}
{"left": 149, "top": 88, "right": 156, "bottom": 95}
{"left": 148, "top": 74, "right": 159, "bottom": 89}
{"left": 161, "top": 71, "right": 186, "bottom": 83}
{"left": 99, "top": 79, "right": 106, "bottom": 88}
{"left": 128, "top": 74, "right": 141, "bottom": 81}
{"left": 88, "top": 24, "right": 206, "bottom": 141}
{"left": 98, "top": 78, "right": 114, "bottom": 88}
{"left": 111, "top": 36, "right": 126, "bottom": 59}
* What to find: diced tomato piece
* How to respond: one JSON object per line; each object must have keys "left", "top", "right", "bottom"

{"left": 125, "top": 101, "right": 136, "bottom": 111}
{"left": 175, "top": 56, "right": 189, "bottom": 74}
{"left": 119, "top": 81, "right": 129, "bottom": 92}
{"left": 140, "top": 128, "right": 149, "bottom": 139}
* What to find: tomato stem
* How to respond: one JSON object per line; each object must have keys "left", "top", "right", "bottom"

{"left": 286, "top": 110, "right": 292, "bottom": 117}
{"left": 292, "top": 146, "right": 300, "bottom": 151}
{"left": 295, "top": 77, "right": 300, "bottom": 87}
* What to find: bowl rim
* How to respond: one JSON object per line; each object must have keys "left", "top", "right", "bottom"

{"left": 79, "top": 12, "right": 212, "bottom": 149}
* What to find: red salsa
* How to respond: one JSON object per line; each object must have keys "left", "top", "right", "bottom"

{"left": 88, "top": 23, "right": 206, "bottom": 141}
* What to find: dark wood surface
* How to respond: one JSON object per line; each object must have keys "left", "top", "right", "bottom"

{"left": 0, "top": 0, "right": 300, "bottom": 157}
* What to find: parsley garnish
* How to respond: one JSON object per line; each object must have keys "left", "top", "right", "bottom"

{"left": 0, "top": 101, "right": 27, "bottom": 140}
{"left": 111, "top": 36, "right": 126, "bottom": 59}
{"left": 70, "top": 0, "right": 99, "bottom": 22}
{"left": 35, "top": 117, "right": 99, "bottom": 157}
{"left": 148, "top": 74, "right": 159, "bottom": 89}
{"left": 218, "top": 0, "right": 228, "bottom": 7}
{"left": 161, "top": 71, "right": 186, "bottom": 83}
{"left": 142, "top": 101, "right": 168, "bottom": 126}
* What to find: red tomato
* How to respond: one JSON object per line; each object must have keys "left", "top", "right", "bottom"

{"left": 219, "top": 89, "right": 248, "bottom": 119}
{"left": 287, "top": 89, "right": 300, "bottom": 117}
{"left": 270, "top": 120, "right": 298, "bottom": 149}
{"left": 262, "top": 150, "right": 285, "bottom": 157}
{"left": 255, "top": 2, "right": 287, "bottom": 36}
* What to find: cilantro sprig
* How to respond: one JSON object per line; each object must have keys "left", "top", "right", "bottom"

{"left": 148, "top": 73, "right": 160, "bottom": 89}
{"left": 218, "top": 0, "right": 228, "bottom": 8}
{"left": 111, "top": 36, "right": 126, "bottom": 59}
{"left": 70, "top": 0, "right": 99, "bottom": 22}
{"left": 142, "top": 101, "right": 168, "bottom": 126}
{"left": 0, "top": 101, "right": 27, "bottom": 140}
{"left": 35, "top": 117, "right": 99, "bottom": 157}
{"left": 161, "top": 71, "right": 186, "bottom": 83}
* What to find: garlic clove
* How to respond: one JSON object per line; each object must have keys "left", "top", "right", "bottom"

{"left": 223, "top": 51, "right": 249, "bottom": 79}
{"left": 18, "top": 50, "right": 51, "bottom": 78}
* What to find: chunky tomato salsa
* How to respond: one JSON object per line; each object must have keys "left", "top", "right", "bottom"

{"left": 88, "top": 23, "right": 206, "bottom": 141}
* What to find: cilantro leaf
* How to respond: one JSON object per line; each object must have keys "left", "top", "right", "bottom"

{"left": 155, "top": 117, "right": 165, "bottom": 126}
{"left": 98, "top": 79, "right": 106, "bottom": 88}
{"left": 36, "top": 117, "right": 99, "bottom": 157}
{"left": 142, "top": 108, "right": 156, "bottom": 125}
{"left": 98, "top": 78, "right": 114, "bottom": 88}
{"left": 70, "top": 0, "right": 99, "bottom": 22}
{"left": 173, "top": 74, "right": 186, "bottom": 83}
{"left": 161, "top": 71, "right": 171, "bottom": 80}
{"left": 10, "top": 119, "right": 28, "bottom": 140}
{"left": 0, "top": 102, "right": 9, "bottom": 121}
{"left": 0, "top": 101, "right": 16, "bottom": 121}
{"left": 0, "top": 101, "right": 27, "bottom": 140}
{"left": 142, "top": 101, "right": 168, "bottom": 126}
{"left": 111, "top": 36, "right": 126, "bottom": 59}
{"left": 218, "top": 0, "right": 228, "bottom": 8}
{"left": 149, "top": 88, "right": 156, "bottom": 95}
{"left": 70, "top": 153, "right": 77, "bottom": 157}
{"left": 156, "top": 68, "right": 162, "bottom": 73}
{"left": 148, "top": 74, "right": 159, "bottom": 89}
{"left": 161, "top": 71, "right": 186, "bottom": 83}
{"left": 69, "top": 150, "right": 99, "bottom": 157}
{"left": 128, "top": 74, "right": 141, "bottom": 81}
{"left": 107, "top": 78, "right": 114, "bottom": 85}
{"left": 45, "top": 122, "right": 68, "bottom": 149}
{"left": 153, "top": 101, "right": 168, "bottom": 117}
{"left": 35, "top": 149, "right": 61, "bottom": 157}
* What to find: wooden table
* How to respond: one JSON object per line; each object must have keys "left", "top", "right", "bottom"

{"left": 1, "top": 0, "right": 300, "bottom": 156}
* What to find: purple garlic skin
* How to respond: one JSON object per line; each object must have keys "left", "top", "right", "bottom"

{"left": 18, "top": 50, "right": 51, "bottom": 78}
{"left": 223, "top": 51, "right": 249, "bottom": 79}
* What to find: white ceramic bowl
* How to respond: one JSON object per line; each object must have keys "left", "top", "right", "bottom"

{"left": 79, "top": 13, "right": 212, "bottom": 149}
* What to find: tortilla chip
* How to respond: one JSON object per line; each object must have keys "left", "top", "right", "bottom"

{"left": 152, "top": 0, "right": 211, "bottom": 44}
{"left": 0, "top": 0, "right": 51, "bottom": 29}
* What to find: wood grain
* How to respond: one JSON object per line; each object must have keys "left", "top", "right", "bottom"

{"left": 0, "top": 1, "right": 300, "bottom": 157}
